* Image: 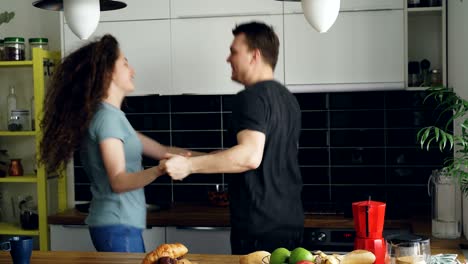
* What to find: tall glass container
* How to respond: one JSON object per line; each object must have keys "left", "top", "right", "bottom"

{"left": 6, "top": 85, "right": 17, "bottom": 129}
{"left": 428, "top": 169, "right": 462, "bottom": 239}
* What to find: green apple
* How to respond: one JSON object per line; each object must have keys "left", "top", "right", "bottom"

{"left": 288, "top": 247, "right": 314, "bottom": 264}
{"left": 270, "top": 247, "right": 291, "bottom": 264}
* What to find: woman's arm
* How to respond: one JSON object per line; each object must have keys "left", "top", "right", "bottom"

{"left": 137, "top": 132, "right": 205, "bottom": 160}
{"left": 100, "top": 138, "right": 165, "bottom": 193}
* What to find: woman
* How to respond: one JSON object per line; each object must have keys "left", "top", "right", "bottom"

{"left": 40, "top": 34, "right": 188, "bottom": 252}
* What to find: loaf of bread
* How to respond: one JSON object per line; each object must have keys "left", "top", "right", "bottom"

{"left": 239, "top": 251, "right": 270, "bottom": 264}
{"left": 340, "top": 249, "right": 376, "bottom": 264}
{"left": 142, "top": 243, "right": 189, "bottom": 264}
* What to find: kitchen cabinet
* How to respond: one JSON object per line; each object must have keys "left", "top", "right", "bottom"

{"left": 50, "top": 225, "right": 95, "bottom": 251}
{"left": 50, "top": 224, "right": 165, "bottom": 252}
{"left": 171, "top": 0, "right": 283, "bottom": 18}
{"left": 166, "top": 227, "right": 231, "bottom": 254}
{"left": 99, "top": 0, "right": 169, "bottom": 21}
{"left": 0, "top": 49, "right": 64, "bottom": 251}
{"left": 284, "top": 10, "right": 405, "bottom": 89}
{"left": 63, "top": 20, "right": 171, "bottom": 95}
{"left": 284, "top": 0, "right": 404, "bottom": 14}
{"left": 171, "top": 15, "right": 284, "bottom": 95}
{"left": 405, "top": 0, "right": 446, "bottom": 90}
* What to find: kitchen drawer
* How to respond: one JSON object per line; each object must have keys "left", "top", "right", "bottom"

{"left": 166, "top": 226, "right": 231, "bottom": 254}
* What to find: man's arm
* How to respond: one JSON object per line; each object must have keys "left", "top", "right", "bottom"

{"left": 163, "top": 129, "right": 265, "bottom": 179}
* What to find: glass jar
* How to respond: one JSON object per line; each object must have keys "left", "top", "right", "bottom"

{"left": 28, "top": 38, "right": 48, "bottom": 60}
{"left": 428, "top": 169, "right": 462, "bottom": 239}
{"left": 431, "top": 69, "right": 442, "bottom": 87}
{"left": 3, "top": 37, "right": 25, "bottom": 61}
{"left": 8, "top": 110, "right": 30, "bottom": 131}
{"left": 0, "top": 39, "right": 4, "bottom": 61}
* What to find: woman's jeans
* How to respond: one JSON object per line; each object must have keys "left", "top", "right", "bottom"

{"left": 89, "top": 225, "right": 145, "bottom": 253}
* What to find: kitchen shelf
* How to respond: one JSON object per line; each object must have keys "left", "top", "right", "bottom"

{"left": 0, "top": 131, "right": 37, "bottom": 136}
{"left": 405, "top": 0, "right": 446, "bottom": 90}
{"left": 0, "top": 222, "right": 39, "bottom": 236}
{"left": 0, "top": 48, "right": 66, "bottom": 251}
{"left": 0, "top": 61, "right": 33, "bottom": 67}
{"left": 0, "top": 176, "right": 37, "bottom": 183}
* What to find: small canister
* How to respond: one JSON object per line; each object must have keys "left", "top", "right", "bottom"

{"left": 431, "top": 69, "right": 442, "bottom": 87}
{"left": 8, "top": 110, "right": 31, "bottom": 131}
{"left": 28, "top": 38, "right": 48, "bottom": 60}
{"left": 3, "top": 37, "right": 25, "bottom": 61}
{"left": 0, "top": 39, "right": 4, "bottom": 61}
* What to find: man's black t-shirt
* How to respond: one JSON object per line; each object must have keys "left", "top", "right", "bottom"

{"left": 229, "top": 80, "right": 304, "bottom": 237}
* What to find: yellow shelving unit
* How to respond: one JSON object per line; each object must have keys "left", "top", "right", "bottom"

{"left": 0, "top": 48, "right": 67, "bottom": 251}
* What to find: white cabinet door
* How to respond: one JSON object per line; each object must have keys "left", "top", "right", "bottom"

{"left": 50, "top": 225, "right": 95, "bottom": 251}
{"left": 285, "top": 0, "right": 404, "bottom": 14}
{"left": 166, "top": 227, "right": 231, "bottom": 254}
{"left": 284, "top": 10, "right": 404, "bottom": 86}
{"left": 143, "top": 227, "right": 166, "bottom": 252}
{"left": 171, "top": 15, "right": 284, "bottom": 95}
{"left": 171, "top": 0, "right": 283, "bottom": 18}
{"left": 64, "top": 20, "right": 171, "bottom": 95}
{"left": 100, "top": 0, "right": 170, "bottom": 21}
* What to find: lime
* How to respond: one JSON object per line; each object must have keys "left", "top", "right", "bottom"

{"left": 270, "top": 247, "right": 291, "bottom": 264}
{"left": 288, "top": 247, "right": 313, "bottom": 264}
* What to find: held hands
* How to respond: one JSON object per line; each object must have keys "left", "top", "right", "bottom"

{"left": 160, "top": 153, "right": 193, "bottom": 180}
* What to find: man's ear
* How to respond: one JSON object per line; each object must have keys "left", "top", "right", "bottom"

{"left": 251, "top": 48, "right": 262, "bottom": 65}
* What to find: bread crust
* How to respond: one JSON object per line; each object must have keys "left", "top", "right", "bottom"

{"left": 141, "top": 243, "right": 189, "bottom": 264}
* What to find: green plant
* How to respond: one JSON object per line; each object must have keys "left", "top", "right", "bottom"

{"left": 417, "top": 86, "right": 468, "bottom": 193}
{"left": 0, "top": 11, "right": 15, "bottom": 26}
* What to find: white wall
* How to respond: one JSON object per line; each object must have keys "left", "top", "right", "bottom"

{"left": 448, "top": 0, "right": 468, "bottom": 101}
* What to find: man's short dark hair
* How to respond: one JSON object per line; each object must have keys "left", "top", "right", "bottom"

{"left": 232, "top": 21, "right": 279, "bottom": 70}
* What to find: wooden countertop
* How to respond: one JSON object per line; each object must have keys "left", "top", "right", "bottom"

{"left": 48, "top": 203, "right": 412, "bottom": 228}
{"left": 0, "top": 250, "right": 464, "bottom": 263}
{"left": 0, "top": 251, "right": 240, "bottom": 264}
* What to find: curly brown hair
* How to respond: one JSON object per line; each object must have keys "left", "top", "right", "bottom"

{"left": 39, "top": 34, "right": 120, "bottom": 173}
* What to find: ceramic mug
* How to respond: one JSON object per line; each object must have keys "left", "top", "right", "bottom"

{"left": 0, "top": 236, "right": 33, "bottom": 264}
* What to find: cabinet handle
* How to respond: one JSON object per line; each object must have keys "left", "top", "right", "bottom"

{"left": 286, "top": 8, "right": 401, "bottom": 14}
{"left": 176, "top": 12, "right": 277, "bottom": 19}
{"left": 176, "top": 226, "right": 231, "bottom": 231}
{"left": 62, "top": 225, "right": 88, "bottom": 228}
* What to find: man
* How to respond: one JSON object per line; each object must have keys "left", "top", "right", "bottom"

{"left": 163, "top": 21, "right": 303, "bottom": 254}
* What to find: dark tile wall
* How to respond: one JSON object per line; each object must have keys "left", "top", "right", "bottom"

{"left": 74, "top": 91, "right": 452, "bottom": 219}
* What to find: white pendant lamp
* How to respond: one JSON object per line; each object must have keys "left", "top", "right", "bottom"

{"left": 64, "top": 0, "right": 100, "bottom": 40}
{"left": 301, "top": 0, "right": 340, "bottom": 33}
{"left": 33, "top": 0, "right": 127, "bottom": 40}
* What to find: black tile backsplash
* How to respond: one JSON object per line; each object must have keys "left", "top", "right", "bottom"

{"left": 74, "top": 91, "right": 452, "bottom": 218}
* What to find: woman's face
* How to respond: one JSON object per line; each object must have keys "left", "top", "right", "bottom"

{"left": 111, "top": 51, "right": 135, "bottom": 94}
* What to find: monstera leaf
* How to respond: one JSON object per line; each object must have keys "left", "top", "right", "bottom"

{"left": 0, "top": 11, "right": 15, "bottom": 26}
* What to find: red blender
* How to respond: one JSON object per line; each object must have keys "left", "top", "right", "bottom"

{"left": 352, "top": 200, "right": 386, "bottom": 264}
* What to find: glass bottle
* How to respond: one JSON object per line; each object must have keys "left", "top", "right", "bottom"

{"left": 30, "top": 96, "right": 35, "bottom": 131}
{"left": 6, "top": 85, "right": 17, "bottom": 128}
{"left": 0, "top": 38, "right": 4, "bottom": 61}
